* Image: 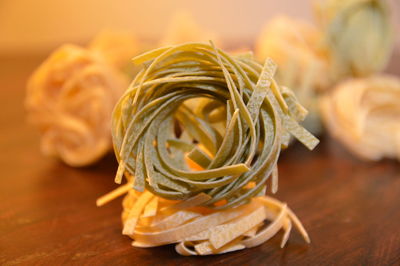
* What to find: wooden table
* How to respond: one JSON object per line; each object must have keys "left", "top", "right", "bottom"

{"left": 1, "top": 52, "right": 399, "bottom": 266}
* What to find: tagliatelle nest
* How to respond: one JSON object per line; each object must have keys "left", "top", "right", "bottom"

{"left": 26, "top": 44, "right": 128, "bottom": 167}
{"left": 112, "top": 42, "right": 319, "bottom": 208}
{"left": 320, "top": 75, "right": 400, "bottom": 161}
{"left": 118, "top": 187, "right": 309, "bottom": 255}
{"left": 314, "top": 0, "right": 393, "bottom": 78}
{"left": 99, "top": 42, "right": 318, "bottom": 255}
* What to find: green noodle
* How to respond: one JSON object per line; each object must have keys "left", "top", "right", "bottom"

{"left": 318, "top": 0, "right": 393, "bottom": 77}
{"left": 111, "top": 42, "right": 319, "bottom": 209}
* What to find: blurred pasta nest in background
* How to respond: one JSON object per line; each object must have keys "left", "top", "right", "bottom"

{"left": 314, "top": 0, "right": 394, "bottom": 78}
{"left": 160, "top": 10, "right": 221, "bottom": 46}
{"left": 255, "top": 0, "right": 394, "bottom": 135}
{"left": 256, "top": 16, "right": 331, "bottom": 92}
{"left": 25, "top": 44, "right": 128, "bottom": 167}
{"left": 89, "top": 30, "right": 140, "bottom": 73}
{"left": 320, "top": 75, "right": 400, "bottom": 161}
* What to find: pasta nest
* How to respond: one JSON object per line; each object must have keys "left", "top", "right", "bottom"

{"left": 314, "top": 0, "right": 393, "bottom": 77}
{"left": 112, "top": 42, "right": 318, "bottom": 208}
{"left": 117, "top": 188, "right": 310, "bottom": 256}
{"left": 256, "top": 15, "right": 331, "bottom": 93}
{"left": 320, "top": 75, "right": 400, "bottom": 160}
{"left": 26, "top": 44, "right": 127, "bottom": 166}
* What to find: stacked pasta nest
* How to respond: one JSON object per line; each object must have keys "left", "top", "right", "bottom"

{"left": 98, "top": 42, "right": 318, "bottom": 255}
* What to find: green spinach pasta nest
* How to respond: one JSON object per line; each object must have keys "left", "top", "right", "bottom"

{"left": 112, "top": 42, "right": 319, "bottom": 209}
{"left": 315, "top": 0, "right": 393, "bottom": 77}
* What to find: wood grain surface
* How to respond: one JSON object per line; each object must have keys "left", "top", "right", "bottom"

{"left": 0, "top": 52, "right": 399, "bottom": 266}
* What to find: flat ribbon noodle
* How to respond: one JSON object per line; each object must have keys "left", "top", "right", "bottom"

{"left": 112, "top": 42, "right": 318, "bottom": 208}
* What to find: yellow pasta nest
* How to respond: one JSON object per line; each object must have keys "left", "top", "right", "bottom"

{"left": 115, "top": 188, "right": 310, "bottom": 256}
{"left": 256, "top": 16, "right": 331, "bottom": 92}
{"left": 320, "top": 75, "right": 400, "bottom": 160}
{"left": 26, "top": 44, "right": 127, "bottom": 166}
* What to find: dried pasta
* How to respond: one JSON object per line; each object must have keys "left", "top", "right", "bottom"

{"left": 101, "top": 42, "right": 318, "bottom": 255}
{"left": 320, "top": 75, "right": 400, "bottom": 160}
{"left": 314, "top": 0, "right": 393, "bottom": 78}
{"left": 26, "top": 44, "right": 128, "bottom": 166}
{"left": 112, "top": 42, "right": 319, "bottom": 207}
{"left": 117, "top": 189, "right": 310, "bottom": 256}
